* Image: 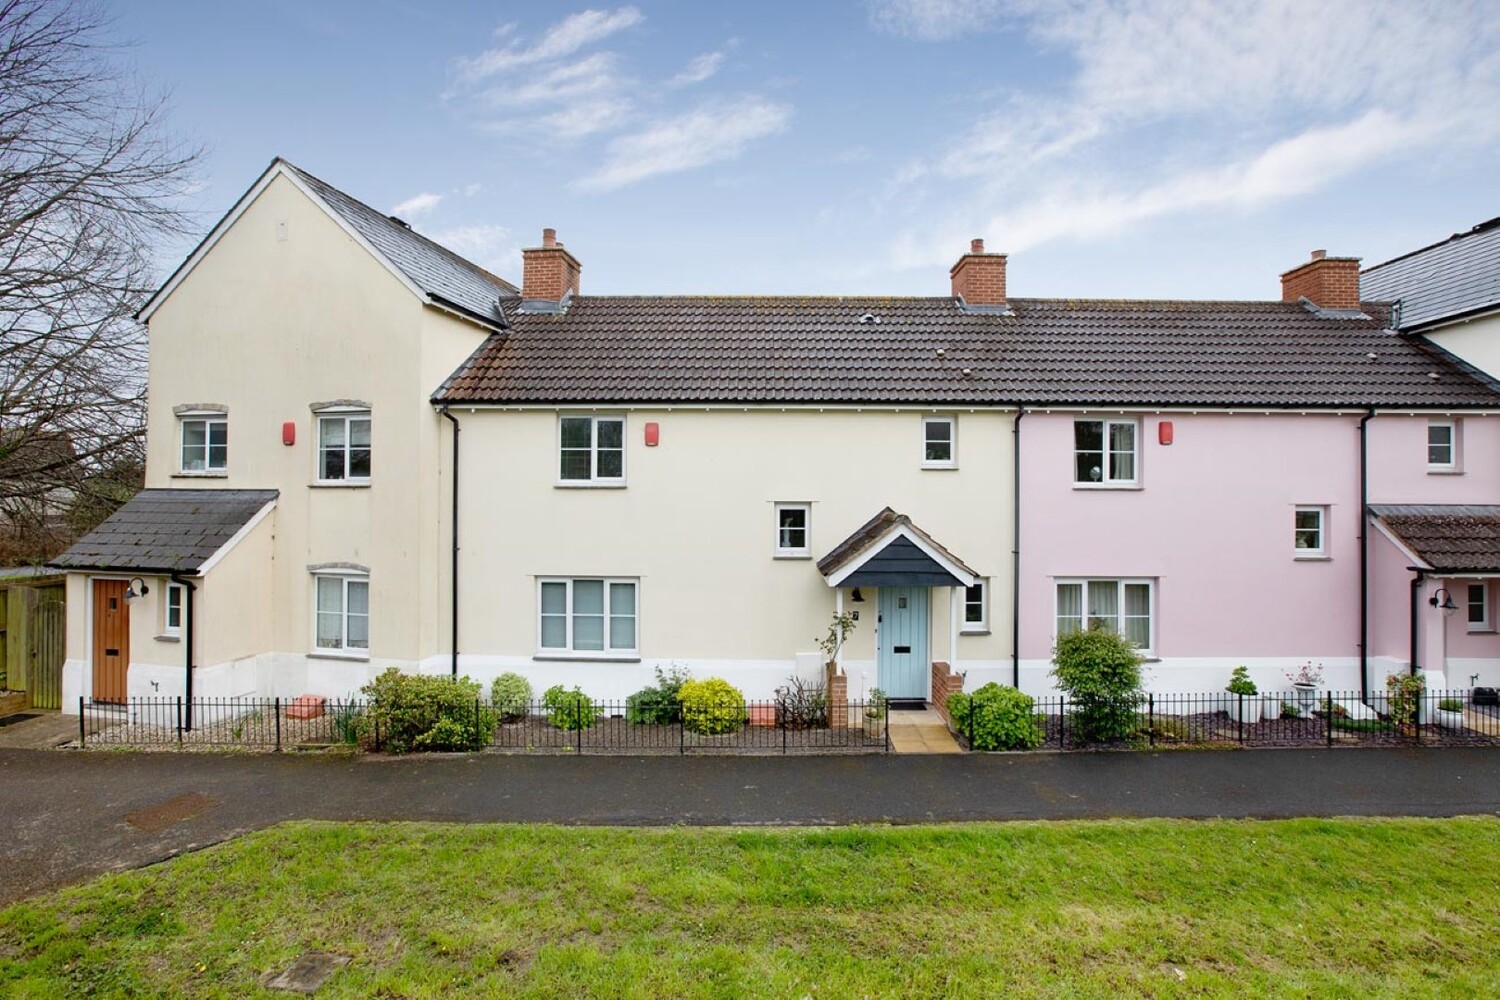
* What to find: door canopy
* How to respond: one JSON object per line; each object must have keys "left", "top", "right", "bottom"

{"left": 817, "top": 507, "right": 977, "bottom": 589}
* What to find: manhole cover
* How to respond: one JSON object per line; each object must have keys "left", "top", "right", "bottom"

{"left": 0, "top": 713, "right": 41, "bottom": 729}
{"left": 265, "top": 952, "right": 350, "bottom": 993}
{"left": 124, "top": 792, "right": 219, "bottom": 832}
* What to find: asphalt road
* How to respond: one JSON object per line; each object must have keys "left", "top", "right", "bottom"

{"left": 2, "top": 746, "right": 1498, "bottom": 904}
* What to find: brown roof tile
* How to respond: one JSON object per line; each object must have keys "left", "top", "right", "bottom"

{"left": 1372, "top": 505, "right": 1500, "bottom": 573}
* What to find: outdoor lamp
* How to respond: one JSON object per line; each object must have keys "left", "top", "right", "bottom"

{"left": 851, "top": 588, "right": 865, "bottom": 603}
{"left": 123, "top": 577, "right": 150, "bottom": 601}
{"left": 1428, "top": 587, "right": 1458, "bottom": 612}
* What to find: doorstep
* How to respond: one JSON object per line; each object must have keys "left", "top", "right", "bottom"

{"left": 886, "top": 706, "right": 963, "bottom": 754}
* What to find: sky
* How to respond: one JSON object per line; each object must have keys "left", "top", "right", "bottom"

{"left": 117, "top": 0, "right": 1500, "bottom": 300}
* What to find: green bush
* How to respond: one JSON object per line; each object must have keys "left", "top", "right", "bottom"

{"left": 1439, "top": 698, "right": 1465, "bottom": 713}
{"left": 679, "top": 677, "right": 747, "bottom": 735}
{"left": 542, "top": 684, "right": 599, "bottom": 730}
{"left": 490, "top": 672, "right": 533, "bottom": 722}
{"left": 947, "top": 683, "right": 1043, "bottom": 751}
{"left": 1385, "top": 672, "right": 1425, "bottom": 729}
{"left": 1051, "top": 626, "right": 1145, "bottom": 744}
{"left": 1226, "top": 665, "right": 1257, "bottom": 696}
{"left": 626, "top": 665, "right": 690, "bottom": 725}
{"left": 361, "top": 668, "right": 494, "bottom": 754}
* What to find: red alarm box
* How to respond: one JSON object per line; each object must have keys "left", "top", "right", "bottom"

{"left": 1158, "top": 420, "right": 1174, "bottom": 446}
{"left": 282, "top": 421, "right": 296, "bottom": 446}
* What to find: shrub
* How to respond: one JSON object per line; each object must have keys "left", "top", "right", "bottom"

{"left": 490, "top": 673, "right": 533, "bottom": 722}
{"left": 865, "top": 687, "right": 888, "bottom": 721}
{"left": 679, "top": 677, "right": 747, "bottom": 735}
{"left": 626, "top": 665, "right": 691, "bottom": 725}
{"left": 1439, "top": 698, "right": 1465, "bottom": 713}
{"left": 947, "top": 683, "right": 1043, "bottom": 751}
{"left": 542, "top": 685, "right": 599, "bottom": 731}
{"left": 1226, "top": 665, "right": 1257, "bottom": 696}
{"left": 1280, "top": 701, "right": 1301, "bottom": 719}
{"left": 775, "top": 675, "right": 828, "bottom": 729}
{"left": 329, "top": 699, "right": 363, "bottom": 745}
{"left": 1051, "top": 626, "right": 1145, "bottom": 744}
{"left": 1385, "top": 672, "right": 1426, "bottom": 729}
{"left": 361, "top": 668, "right": 494, "bottom": 754}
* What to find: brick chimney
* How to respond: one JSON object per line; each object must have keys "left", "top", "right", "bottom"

{"left": 1280, "top": 249, "right": 1361, "bottom": 311}
{"left": 521, "top": 227, "right": 581, "bottom": 302}
{"left": 950, "top": 238, "right": 1007, "bottom": 308}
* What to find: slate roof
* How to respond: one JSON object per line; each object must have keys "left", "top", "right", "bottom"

{"left": 1370, "top": 504, "right": 1500, "bottom": 573}
{"left": 434, "top": 296, "right": 1500, "bottom": 409}
{"left": 1361, "top": 218, "right": 1500, "bottom": 331}
{"left": 281, "top": 161, "right": 516, "bottom": 324}
{"left": 51, "top": 489, "right": 278, "bottom": 574}
{"left": 816, "top": 507, "right": 977, "bottom": 580}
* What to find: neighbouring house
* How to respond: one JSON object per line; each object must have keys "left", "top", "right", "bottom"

{"left": 1360, "top": 218, "right": 1500, "bottom": 690}
{"left": 48, "top": 160, "right": 1500, "bottom": 713}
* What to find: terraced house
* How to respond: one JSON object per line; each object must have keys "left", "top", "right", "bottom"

{"left": 50, "top": 161, "right": 1500, "bottom": 711}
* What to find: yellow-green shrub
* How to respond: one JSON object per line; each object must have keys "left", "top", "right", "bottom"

{"left": 679, "top": 677, "right": 747, "bottom": 735}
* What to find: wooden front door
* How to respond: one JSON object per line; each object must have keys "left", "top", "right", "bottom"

{"left": 877, "top": 587, "right": 929, "bottom": 701}
{"left": 92, "top": 579, "right": 129, "bottom": 704}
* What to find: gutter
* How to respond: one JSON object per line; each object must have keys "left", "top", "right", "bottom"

{"left": 169, "top": 572, "right": 198, "bottom": 730}
{"left": 1358, "top": 409, "right": 1374, "bottom": 697}
{"left": 440, "top": 406, "right": 461, "bottom": 679}
{"left": 1012, "top": 405, "right": 1027, "bottom": 689}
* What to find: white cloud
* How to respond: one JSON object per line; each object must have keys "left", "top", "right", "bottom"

{"left": 480, "top": 52, "right": 624, "bottom": 108}
{"left": 460, "top": 182, "right": 483, "bottom": 197}
{"left": 454, "top": 7, "right": 644, "bottom": 86}
{"left": 576, "top": 98, "right": 792, "bottom": 192}
{"left": 670, "top": 52, "right": 724, "bottom": 86}
{"left": 867, "top": 0, "right": 1007, "bottom": 41}
{"left": 427, "top": 224, "right": 519, "bottom": 274}
{"left": 390, "top": 191, "right": 443, "bottom": 218}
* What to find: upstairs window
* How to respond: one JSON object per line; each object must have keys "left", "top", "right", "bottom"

{"left": 774, "top": 503, "right": 811, "bottom": 557}
{"left": 1074, "top": 419, "right": 1137, "bottom": 485}
{"left": 923, "top": 416, "right": 956, "bottom": 468}
{"left": 1294, "top": 506, "right": 1327, "bottom": 557}
{"left": 1428, "top": 419, "right": 1458, "bottom": 472}
{"left": 318, "top": 411, "right": 371, "bottom": 482}
{"left": 180, "top": 416, "right": 227, "bottom": 473}
{"left": 559, "top": 416, "right": 624, "bottom": 484}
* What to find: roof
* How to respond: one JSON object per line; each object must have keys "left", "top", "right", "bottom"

{"left": 51, "top": 489, "right": 277, "bottom": 574}
{"left": 817, "top": 507, "right": 977, "bottom": 588}
{"left": 1361, "top": 218, "right": 1500, "bottom": 331}
{"left": 140, "top": 159, "right": 515, "bottom": 327}
{"left": 434, "top": 296, "right": 1500, "bottom": 409}
{"left": 1370, "top": 504, "right": 1500, "bottom": 573}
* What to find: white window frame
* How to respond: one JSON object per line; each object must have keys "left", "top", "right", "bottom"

{"left": 163, "top": 582, "right": 184, "bottom": 637}
{"left": 1427, "top": 418, "right": 1459, "bottom": 472}
{"left": 922, "top": 415, "right": 957, "bottom": 469}
{"left": 178, "top": 415, "right": 227, "bottom": 474}
{"left": 316, "top": 409, "right": 372, "bottom": 484}
{"left": 1073, "top": 418, "right": 1139, "bottom": 487}
{"left": 312, "top": 571, "right": 370, "bottom": 658}
{"left": 536, "top": 577, "right": 639, "bottom": 657}
{"left": 774, "top": 503, "right": 812, "bottom": 558}
{"left": 1054, "top": 578, "right": 1155, "bottom": 655}
{"left": 962, "top": 579, "right": 988, "bottom": 633}
{"left": 557, "top": 415, "right": 626, "bottom": 486}
{"left": 1293, "top": 505, "right": 1327, "bottom": 558}
{"left": 1468, "top": 581, "right": 1491, "bottom": 633}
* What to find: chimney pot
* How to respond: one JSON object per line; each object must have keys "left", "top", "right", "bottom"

{"left": 971, "top": 238, "right": 985, "bottom": 254}
{"left": 1311, "top": 249, "right": 1327, "bottom": 260}
{"left": 542, "top": 227, "right": 557, "bottom": 247}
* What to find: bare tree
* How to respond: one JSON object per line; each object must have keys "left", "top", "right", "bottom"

{"left": 0, "top": 0, "right": 197, "bottom": 561}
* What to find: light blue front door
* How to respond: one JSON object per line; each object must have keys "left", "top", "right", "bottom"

{"left": 877, "top": 587, "right": 929, "bottom": 700}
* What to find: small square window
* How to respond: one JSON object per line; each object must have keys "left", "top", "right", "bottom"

{"left": 559, "top": 416, "right": 625, "bottom": 484}
{"left": 923, "top": 416, "right": 956, "bottom": 467}
{"left": 1428, "top": 419, "right": 1459, "bottom": 472}
{"left": 1468, "top": 582, "right": 1491, "bottom": 632}
{"left": 180, "top": 416, "right": 227, "bottom": 473}
{"left": 774, "top": 503, "right": 811, "bottom": 557}
{"left": 962, "top": 580, "right": 987, "bottom": 632}
{"left": 1074, "top": 419, "right": 1137, "bottom": 485}
{"left": 1294, "top": 506, "right": 1326, "bottom": 557}
{"left": 317, "top": 411, "right": 371, "bottom": 482}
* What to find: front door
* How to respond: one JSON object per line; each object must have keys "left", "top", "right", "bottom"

{"left": 92, "top": 579, "right": 129, "bottom": 704}
{"left": 877, "top": 587, "right": 928, "bottom": 701}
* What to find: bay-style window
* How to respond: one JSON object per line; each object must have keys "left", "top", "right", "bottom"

{"left": 314, "top": 573, "right": 369, "bottom": 655}
{"left": 1074, "top": 419, "right": 1137, "bottom": 485}
{"left": 539, "top": 578, "right": 638, "bottom": 654}
{"left": 559, "top": 415, "right": 624, "bottom": 484}
{"left": 179, "top": 415, "right": 227, "bottom": 473}
{"left": 317, "top": 410, "right": 371, "bottom": 483}
{"left": 1056, "top": 578, "right": 1153, "bottom": 651}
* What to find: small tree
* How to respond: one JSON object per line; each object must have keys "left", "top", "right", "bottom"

{"left": 815, "top": 611, "right": 858, "bottom": 663}
{"left": 1051, "top": 625, "right": 1145, "bottom": 744}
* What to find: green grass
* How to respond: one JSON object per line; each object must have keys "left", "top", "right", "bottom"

{"left": 3, "top": 817, "right": 1498, "bottom": 998}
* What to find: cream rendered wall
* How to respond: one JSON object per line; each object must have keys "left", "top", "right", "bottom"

{"left": 452, "top": 407, "right": 1015, "bottom": 701}
{"left": 1422, "top": 313, "right": 1500, "bottom": 382}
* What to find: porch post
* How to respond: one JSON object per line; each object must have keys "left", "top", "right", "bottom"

{"left": 835, "top": 587, "right": 844, "bottom": 671}
{"left": 949, "top": 586, "right": 960, "bottom": 674}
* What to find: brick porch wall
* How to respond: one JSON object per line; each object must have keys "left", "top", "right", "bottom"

{"left": 826, "top": 661, "right": 848, "bottom": 730}
{"left": 931, "top": 661, "right": 965, "bottom": 725}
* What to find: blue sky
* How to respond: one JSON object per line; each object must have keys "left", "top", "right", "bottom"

{"left": 120, "top": 0, "right": 1500, "bottom": 299}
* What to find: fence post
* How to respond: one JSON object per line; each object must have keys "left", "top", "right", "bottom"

{"left": 78, "top": 696, "right": 85, "bottom": 748}
{"left": 475, "top": 697, "right": 481, "bottom": 747}
{"left": 1326, "top": 692, "right": 1333, "bottom": 748}
{"left": 1237, "top": 693, "right": 1244, "bottom": 744}
{"left": 884, "top": 699, "right": 890, "bottom": 753}
{"left": 1149, "top": 694, "right": 1155, "bottom": 748}
{"left": 781, "top": 703, "right": 787, "bottom": 755}
{"left": 1059, "top": 696, "right": 1065, "bottom": 749}
{"left": 274, "top": 697, "right": 282, "bottom": 751}
{"left": 175, "top": 696, "right": 183, "bottom": 745}
{"left": 679, "top": 703, "right": 685, "bottom": 755}
{"left": 576, "top": 699, "right": 583, "bottom": 754}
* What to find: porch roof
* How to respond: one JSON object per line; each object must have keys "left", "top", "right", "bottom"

{"left": 50, "top": 489, "right": 278, "bottom": 574}
{"left": 1370, "top": 504, "right": 1500, "bottom": 573}
{"left": 817, "top": 507, "right": 977, "bottom": 588}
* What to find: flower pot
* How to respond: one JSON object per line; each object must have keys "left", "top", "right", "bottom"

{"left": 1230, "top": 696, "right": 1260, "bottom": 724}
{"left": 864, "top": 716, "right": 885, "bottom": 739}
{"left": 1293, "top": 682, "right": 1317, "bottom": 713}
{"left": 1261, "top": 696, "right": 1280, "bottom": 721}
{"left": 1435, "top": 708, "right": 1464, "bottom": 731}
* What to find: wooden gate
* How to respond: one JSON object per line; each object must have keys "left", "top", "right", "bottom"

{"left": 30, "top": 599, "right": 65, "bottom": 709}
{"left": 1, "top": 579, "right": 67, "bottom": 709}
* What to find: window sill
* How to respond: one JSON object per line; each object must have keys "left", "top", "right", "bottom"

{"left": 533, "top": 653, "right": 641, "bottom": 663}
{"left": 1072, "top": 483, "right": 1143, "bottom": 491}
{"left": 1427, "top": 469, "right": 1463, "bottom": 476}
{"left": 171, "top": 472, "right": 227, "bottom": 479}
{"left": 309, "top": 481, "right": 371, "bottom": 489}
{"left": 554, "top": 481, "right": 627, "bottom": 489}
{"left": 1467, "top": 627, "right": 1494, "bottom": 635}
{"left": 154, "top": 634, "right": 181, "bottom": 643}
{"left": 960, "top": 628, "right": 990, "bottom": 636}
{"left": 308, "top": 650, "right": 370, "bottom": 662}
{"left": 774, "top": 553, "right": 812, "bottom": 560}
{"left": 921, "top": 464, "right": 958, "bottom": 471}
{"left": 1293, "top": 555, "right": 1331, "bottom": 561}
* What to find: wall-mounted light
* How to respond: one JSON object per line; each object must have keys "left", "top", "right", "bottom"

{"left": 1429, "top": 587, "right": 1458, "bottom": 613}
{"left": 851, "top": 588, "right": 865, "bottom": 603}
{"left": 123, "top": 577, "right": 150, "bottom": 601}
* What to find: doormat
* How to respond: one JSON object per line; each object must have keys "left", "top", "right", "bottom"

{"left": 888, "top": 700, "right": 929, "bottom": 711}
{"left": 0, "top": 713, "right": 41, "bottom": 728}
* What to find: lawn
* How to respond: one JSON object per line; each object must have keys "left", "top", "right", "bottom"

{"left": 2, "top": 818, "right": 1497, "bottom": 998}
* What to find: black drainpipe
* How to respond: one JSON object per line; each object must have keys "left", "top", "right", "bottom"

{"left": 1358, "top": 409, "right": 1374, "bottom": 697}
{"left": 1012, "top": 405, "right": 1027, "bottom": 689}
{"left": 1409, "top": 568, "right": 1425, "bottom": 678}
{"left": 170, "top": 572, "right": 197, "bottom": 729}
{"left": 440, "top": 406, "right": 460, "bottom": 678}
